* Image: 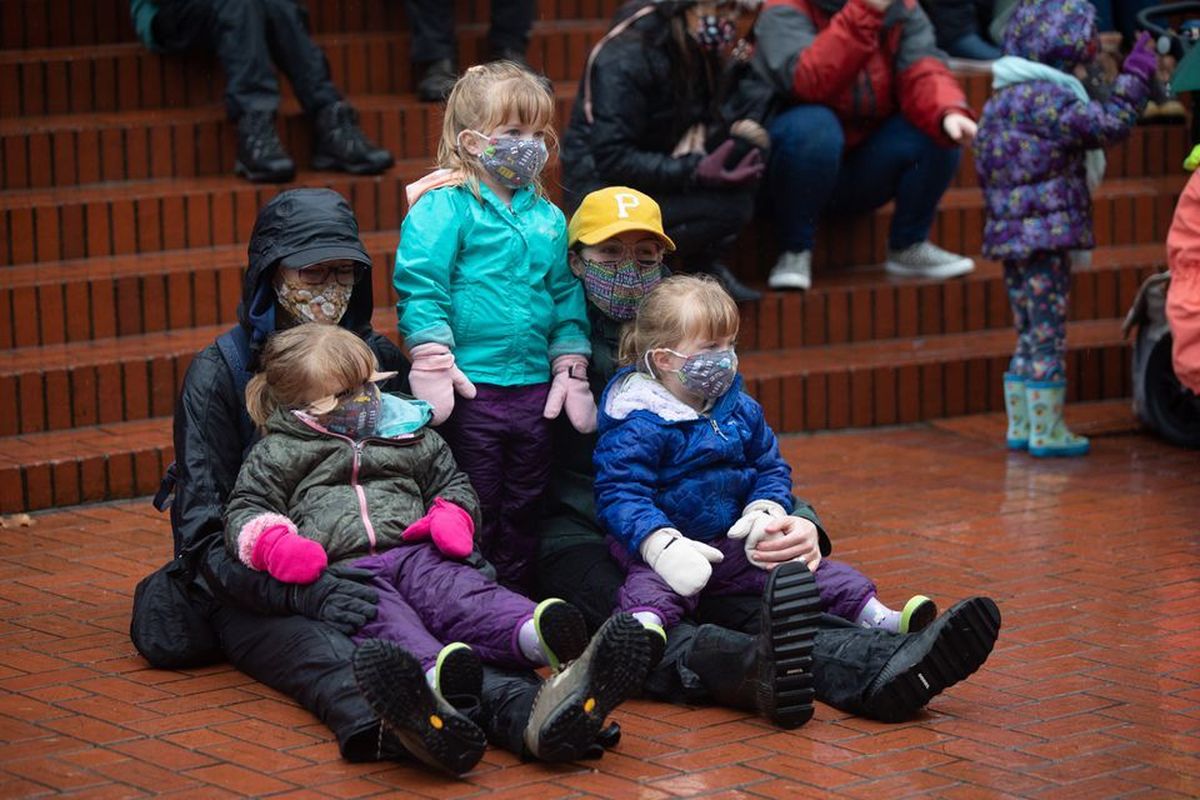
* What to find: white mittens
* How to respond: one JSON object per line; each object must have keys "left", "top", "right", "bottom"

{"left": 726, "top": 499, "right": 790, "bottom": 569}
{"left": 638, "top": 528, "right": 724, "bottom": 597}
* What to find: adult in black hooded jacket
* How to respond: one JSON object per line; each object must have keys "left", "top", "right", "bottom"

{"left": 560, "top": 0, "right": 769, "bottom": 303}
{"left": 145, "top": 188, "right": 590, "bottom": 763}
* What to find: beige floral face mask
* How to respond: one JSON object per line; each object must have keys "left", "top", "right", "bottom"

{"left": 274, "top": 269, "right": 353, "bottom": 324}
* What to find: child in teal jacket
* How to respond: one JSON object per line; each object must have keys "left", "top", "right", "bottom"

{"left": 394, "top": 62, "right": 596, "bottom": 591}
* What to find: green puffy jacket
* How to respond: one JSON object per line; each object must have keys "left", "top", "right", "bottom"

{"left": 224, "top": 404, "right": 479, "bottom": 567}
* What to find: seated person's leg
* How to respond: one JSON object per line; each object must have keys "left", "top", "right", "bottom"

{"left": 406, "top": 0, "right": 459, "bottom": 101}
{"left": 258, "top": 0, "right": 393, "bottom": 174}
{"left": 945, "top": 32, "right": 1004, "bottom": 61}
{"left": 658, "top": 187, "right": 761, "bottom": 303}
{"left": 488, "top": 0, "right": 536, "bottom": 62}
{"left": 764, "top": 104, "right": 846, "bottom": 290}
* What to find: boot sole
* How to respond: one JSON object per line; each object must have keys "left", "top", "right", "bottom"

{"left": 534, "top": 599, "right": 590, "bottom": 673}
{"left": 311, "top": 154, "right": 394, "bottom": 175}
{"left": 435, "top": 643, "right": 483, "bottom": 707}
{"left": 352, "top": 640, "right": 486, "bottom": 775}
{"left": 759, "top": 561, "right": 822, "bottom": 729}
{"left": 233, "top": 160, "right": 295, "bottom": 183}
{"left": 525, "top": 613, "right": 650, "bottom": 762}
{"left": 865, "top": 596, "right": 1001, "bottom": 723}
{"left": 1029, "top": 443, "right": 1091, "bottom": 457}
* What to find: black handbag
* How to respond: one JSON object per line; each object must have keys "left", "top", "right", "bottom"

{"left": 129, "top": 550, "right": 223, "bottom": 669}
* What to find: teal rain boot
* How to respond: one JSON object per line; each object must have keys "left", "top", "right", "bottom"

{"left": 1026, "top": 380, "right": 1090, "bottom": 457}
{"left": 1003, "top": 373, "right": 1029, "bottom": 450}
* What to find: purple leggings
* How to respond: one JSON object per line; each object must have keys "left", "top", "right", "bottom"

{"left": 609, "top": 535, "right": 877, "bottom": 628}
{"left": 440, "top": 383, "right": 552, "bottom": 593}
{"left": 350, "top": 541, "right": 537, "bottom": 671}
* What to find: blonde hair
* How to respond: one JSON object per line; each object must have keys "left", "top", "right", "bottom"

{"left": 618, "top": 274, "right": 740, "bottom": 368}
{"left": 438, "top": 61, "right": 558, "bottom": 197}
{"left": 245, "top": 324, "right": 379, "bottom": 427}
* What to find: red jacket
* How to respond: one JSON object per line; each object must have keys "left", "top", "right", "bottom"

{"left": 755, "top": 0, "right": 972, "bottom": 147}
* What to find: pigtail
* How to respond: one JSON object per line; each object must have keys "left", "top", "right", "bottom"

{"left": 617, "top": 322, "right": 642, "bottom": 368}
{"left": 245, "top": 373, "right": 277, "bottom": 429}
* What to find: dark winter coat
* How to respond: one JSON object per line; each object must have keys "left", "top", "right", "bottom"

{"left": 974, "top": 0, "right": 1150, "bottom": 260}
{"left": 753, "top": 0, "right": 972, "bottom": 148}
{"left": 225, "top": 406, "right": 478, "bottom": 567}
{"left": 921, "top": 0, "right": 994, "bottom": 51}
{"left": 593, "top": 368, "right": 796, "bottom": 553}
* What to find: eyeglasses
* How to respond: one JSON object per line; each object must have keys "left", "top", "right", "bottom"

{"left": 583, "top": 239, "right": 666, "bottom": 267}
{"left": 294, "top": 263, "right": 366, "bottom": 286}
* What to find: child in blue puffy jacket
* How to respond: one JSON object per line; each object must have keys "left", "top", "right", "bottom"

{"left": 593, "top": 275, "right": 935, "bottom": 644}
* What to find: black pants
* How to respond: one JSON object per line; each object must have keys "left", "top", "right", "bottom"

{"left": 538, "top": 538, "right": 906, "bottom": 716}
{"left": 151, "top": 0, "right": 341, "bottom": 119}
{"left": 404, "top": 0, "right": 536, "bottom": 63}
{"left": 655, "top": 186, "right": 757, "bottom": 273}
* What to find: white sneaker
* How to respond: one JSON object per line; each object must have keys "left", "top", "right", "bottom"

{"left": 884, "top": 242, "right": 975, "bottom": 279}
{"left": 768, "top": 250, "right": 812, "bottom": 291}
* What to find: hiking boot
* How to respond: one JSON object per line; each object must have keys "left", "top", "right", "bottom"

{"left": 861, "top": 596, "right": 1001, "bottom": 723}
{"left": 899, "top": 595, "right": 937, "bottom": 634}
{"left": 533, "top": 598, "right": 590, "bottom": 672}
{"left": 352, "top": 639, "right": 486, "bottom": 775}
{"left": 417, "top": 58, "right": 458, "bottom": 102}
{"left": 489, "top": 47, "right": 530, "bottom": 67}
{"left": 884, "top": 241, "right": 975, "bottom": 279}
{"left": 697, "top": 262, "right": 762, "bottom": 303}
{"left": 768, "top": 250, "right": 812, "bottom": 291}
{"left": 523, "top": 613, "right": 651, "bottom": 762}
{"left": 312, "top": 101, "right": 394, "bottom": 175}
{"left": 234, "top": 111, "right": 295, "bottom": 183}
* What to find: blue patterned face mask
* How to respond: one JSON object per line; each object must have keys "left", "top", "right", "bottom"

{"left": 648, "top": 348, "right": 739, "bottom": 398}
{"left": 467, "top": 132, "right": 548, "bottom": 189}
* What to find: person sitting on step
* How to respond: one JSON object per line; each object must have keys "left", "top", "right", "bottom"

{"left": 129, "top": 0, "right": 394, "bottom": 182}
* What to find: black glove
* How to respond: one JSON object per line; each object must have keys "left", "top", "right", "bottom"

{"left": 286, "top": 563, "right": 379, "bottom": 635}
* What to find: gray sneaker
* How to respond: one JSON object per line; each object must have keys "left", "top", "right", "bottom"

{"left": 885, "top": 242, "right": 975, "bottom": 279}
{"left": 768, "top": 250, "right": 812, "bottom": 291}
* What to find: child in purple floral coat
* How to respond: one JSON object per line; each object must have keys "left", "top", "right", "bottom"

{"left": 975, "top": 0, "right": 1155, "bottom": 456}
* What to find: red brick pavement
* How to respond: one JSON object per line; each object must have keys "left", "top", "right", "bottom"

{"left": 2, "top": 413, "right": 1198, "bottom": 798}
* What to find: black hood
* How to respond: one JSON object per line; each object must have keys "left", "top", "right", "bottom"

{"left": 237, "top": 188, "right": 375, "bottom": 362}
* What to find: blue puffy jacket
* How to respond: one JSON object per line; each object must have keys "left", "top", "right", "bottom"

{"left": 593, "top": 367, "right": 795, "bottom": 553}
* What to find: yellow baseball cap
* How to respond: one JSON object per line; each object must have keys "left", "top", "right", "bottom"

{"left": 567, "top": 187, "right": 676, "bottom": 250}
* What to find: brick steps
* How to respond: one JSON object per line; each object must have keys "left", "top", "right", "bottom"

{"left": 0, "top": 239, "right": 1164, "bottom": 350}
{"left": 0, "top": 23, "right": 608, "bottom": 118}
{"left": 0, "top": 319, "right": 1132, "bottom": 512}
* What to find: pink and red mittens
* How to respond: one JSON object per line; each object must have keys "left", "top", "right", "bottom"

{"left": 407, "top": 342, "right": 477, "bottom": 426}
{"left": 542, "top": 354, "right": 597, "bottom": 433}
{"left": 402, "top": 497, "right": 475, "bottom": 559}
{"left": 250, "top": 523, "right": 328, "bottom": 584}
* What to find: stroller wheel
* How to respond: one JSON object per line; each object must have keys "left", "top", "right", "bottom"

{"left": 1143, "top": 334, "right": 1200, "bottom": 449}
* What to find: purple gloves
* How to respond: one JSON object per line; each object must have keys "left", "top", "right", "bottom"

{"left": 251, "top": 524, "right": 328, "bottom": 584}
{"left": 695, "top": 140, "right": 765, "bottom": 187}
{"left": 1122, "top": 32, "right": 1157, "bottom": 83}
{"left": 408, "top": 342, "right": 477, "bottom": 426}
{"left": 543, "top": 354, "right": 597, "bottom": 433}
{"left": 402, "top": 497, "right": 475, "bottom": 559}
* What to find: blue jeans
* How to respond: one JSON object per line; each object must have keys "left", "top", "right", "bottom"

{"left": 765, "top": 105, "right": 961, "bottom": 253}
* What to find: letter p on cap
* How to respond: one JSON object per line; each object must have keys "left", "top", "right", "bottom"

{"left": 614, "top": 192, "right": 640, "bottom": 219}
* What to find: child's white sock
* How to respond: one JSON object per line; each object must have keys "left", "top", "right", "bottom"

{"left": 424, "top": 665, "right": 437, "bottom": 689}
{"left": 856, "top": 596, "right": 901, "bottom": 633}
{"left": 632, "top": 610, "right": 664, "bottom": 629}
{"left": 517, "top": 618, "right": 545, "bottom": 665}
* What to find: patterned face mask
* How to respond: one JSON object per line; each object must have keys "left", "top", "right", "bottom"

{"left": 274, "top": 270, "right": 353, "bottom": 324}
{"left": 694, "top": 14, "right": 736, "bottom": 52}
{"left": 467, "top": 132, "right": 549, "bottom": 189}
{"left": 650, "top": 348, "right": 739, "bottom": 399}
{"left": 582, "top": 257, "right": 664, "bottom": 321}
{"left": 311, "top": 381, "right": 383, "bottom": 439}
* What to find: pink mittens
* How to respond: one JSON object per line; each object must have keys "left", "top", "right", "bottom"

{"left": 402, "top": 497, "right": 475, "bottom": 559}
{"left": 251, "top": 524, "right": 328, "bottom": 584}
{"left": 543, "top": 354, "right": 597, "bottom": 433}
{"left": 408, "top": 342, "right": 477, "bottom": 425}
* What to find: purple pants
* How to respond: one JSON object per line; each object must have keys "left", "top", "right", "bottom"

{"left": 350, "top": 541, "right": 537, "bottom": 671}
{"left": 609, "top": 536, "right": 877, "bottom": 628}
{"left": 440, "top": 383, "right": 552, "bottom": 593}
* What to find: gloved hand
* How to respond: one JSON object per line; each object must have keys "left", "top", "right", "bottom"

{"left": 1122, "top": 32, "right": 1157, "bottom": 83}
{"left": 251, "top": 524, "right": 328, "bottom": 584}
{"left": 408, "top": 342, "right": 477, "bottom": 426}
{"left": 695, "top": 140, "right": 765, "bottom": 188}
{"left": 402, "top": 497, "right": 475, "bottom": 559}
{"left": 543, "top": 354, "right": 597, "bottom": 433}
{"left": 638, "top": 527, "right": 724, "bottom": 597}
{"left": 287, "top": 563, "right": 379, "bottom": 635}
{"left": 726, "top": 499, "right": 788, "bottom": 541}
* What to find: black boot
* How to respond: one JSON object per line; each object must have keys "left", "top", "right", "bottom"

{"left": 234, "top": 110, "right": 295, "bottom": 183}
{"left": 417, "top": 58, "right": 458, "bottom": 102}
{"left": 697, "top": 262, "right": 762, "bottom": 303}
{"left": 312, "top": 101, "right": 395, "bottom": 175}
{"left": 685, "top": 561, "right": 822, "bottom": 728}
{"left": 490, "top": 47, "right": 530, "bottom": 67}
{"left": 860, "top": 596, "right": 1001, "bottom": 723}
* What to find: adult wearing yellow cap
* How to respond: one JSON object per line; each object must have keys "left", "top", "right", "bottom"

{"left": 536, "top": 186, "right": 1002, "bottom": 728}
